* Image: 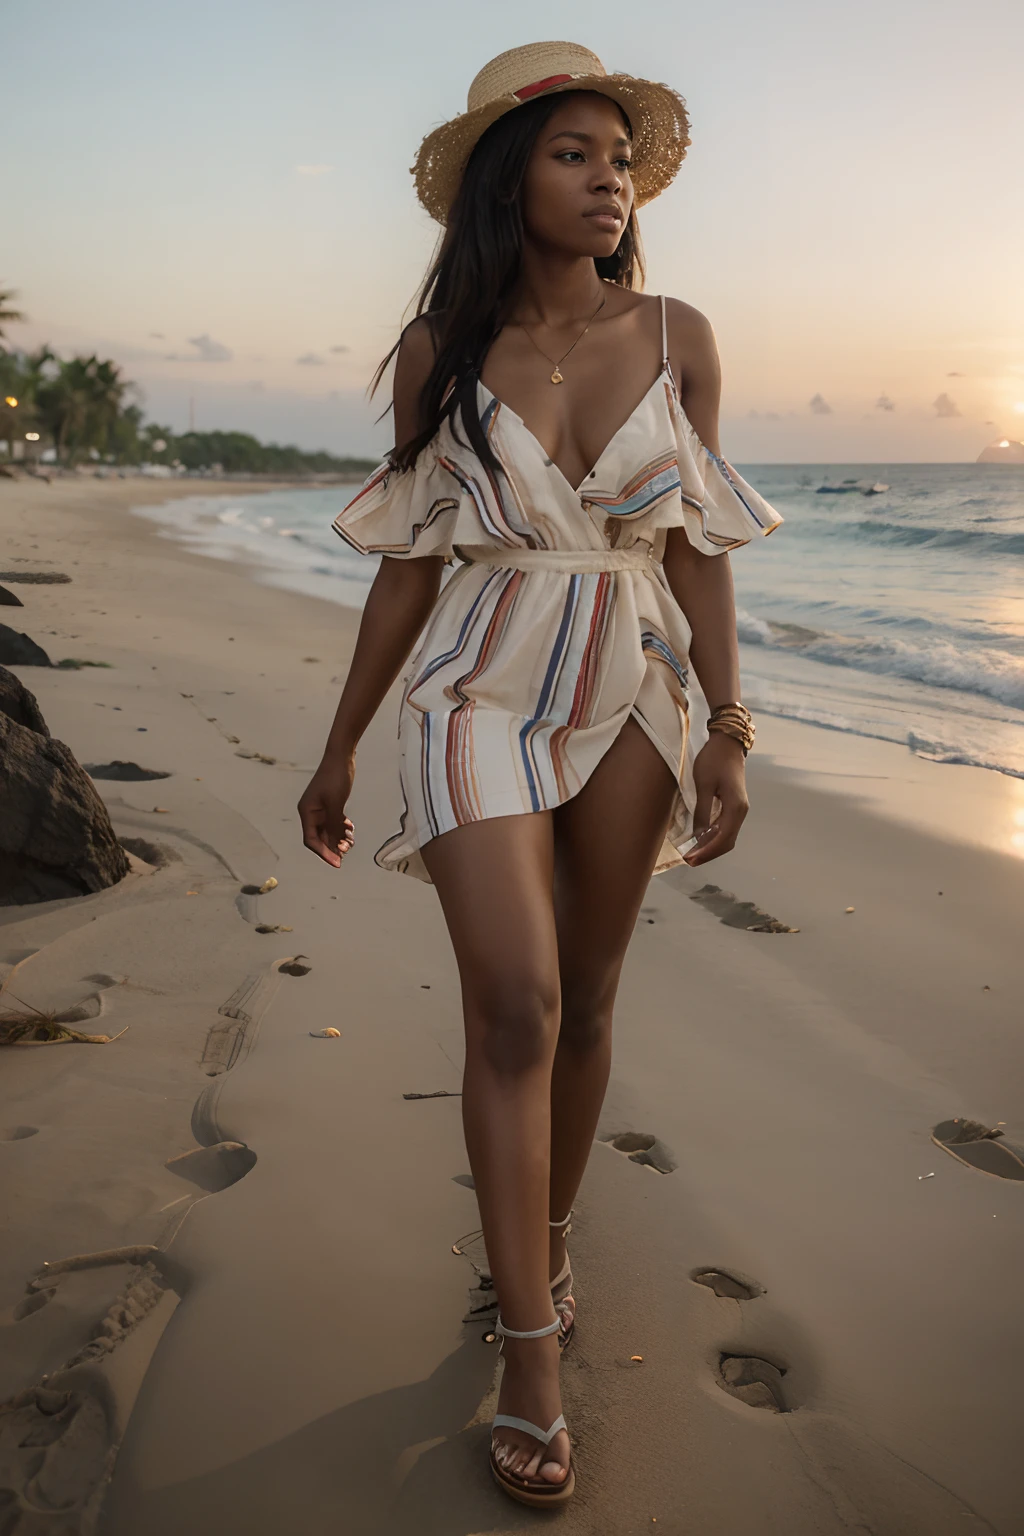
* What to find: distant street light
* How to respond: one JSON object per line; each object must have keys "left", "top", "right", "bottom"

{"left": 4, "top": 396, "right": 16, "bottom": 407}
{"left": 25, "top": 432, "right": 40, "bottom": 441}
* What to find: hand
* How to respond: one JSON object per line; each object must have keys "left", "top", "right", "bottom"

{"left": 683, "top": 733, "right": 748, "bottom": 867}
{"left": 298, "top": 753, "right": 356, "bottom": 868}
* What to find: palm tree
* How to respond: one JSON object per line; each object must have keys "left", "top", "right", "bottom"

{"left": 0, "top": 285, "right": 26, "bottom": 350}
{"left": 35, "top": 354, "right": 134, "bottom": 463}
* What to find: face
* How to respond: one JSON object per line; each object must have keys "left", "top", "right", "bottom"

{"left": 520, "top": 93, "right": 634, "bottom": 257}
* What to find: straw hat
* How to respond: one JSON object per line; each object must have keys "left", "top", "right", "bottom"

{"left": 412, "top": 41, "right": 691, "bottom": 225}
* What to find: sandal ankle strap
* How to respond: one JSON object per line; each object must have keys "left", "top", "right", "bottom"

{"left": 495, "top": 1314, "right": 561, "bottom": 1340}
{"left": 549, "top": 1210, "right": 573, "bottom": 1234}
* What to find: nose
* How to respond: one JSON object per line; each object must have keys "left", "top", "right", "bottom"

{"left": 590, "top": 159, "right": 623, "bottom": 195}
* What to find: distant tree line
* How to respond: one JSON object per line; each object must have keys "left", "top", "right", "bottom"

{"left": 0, "top": 284, "right": 377, "bottom": 477}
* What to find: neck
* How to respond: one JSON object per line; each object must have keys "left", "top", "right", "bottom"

{"left": 511, "top": 246, "right": 604, "bottom": 328}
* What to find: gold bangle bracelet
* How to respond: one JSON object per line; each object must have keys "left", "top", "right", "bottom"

{"left": 706, "top": 703, "right": 755, "bottom": 755}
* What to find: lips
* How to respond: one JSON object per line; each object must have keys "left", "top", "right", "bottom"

{"left": 585, "top": 206, "right": 623, "bottom": 228}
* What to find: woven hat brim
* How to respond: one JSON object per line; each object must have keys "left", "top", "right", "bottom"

{"left": 412, "top": 74, "right": 691, "bottom": 226}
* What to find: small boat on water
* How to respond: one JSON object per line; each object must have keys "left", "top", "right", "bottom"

{"left": 863, "top": 483, "right": 890, "bottom": 496}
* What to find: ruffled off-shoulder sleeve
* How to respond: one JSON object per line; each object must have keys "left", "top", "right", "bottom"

{"left": 642, "top": 402, "right": 783, "bottom": 556}
{"left": 332, "top": 441, "right": 460, "bottom": 560}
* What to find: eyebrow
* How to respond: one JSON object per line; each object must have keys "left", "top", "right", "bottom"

{"left": 546, "top": 129, "right": 632, "bottom": 148}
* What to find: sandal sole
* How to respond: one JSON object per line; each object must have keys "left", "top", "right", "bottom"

{"left": 490, "top": 1457, "right": 576, "bottom": 1506}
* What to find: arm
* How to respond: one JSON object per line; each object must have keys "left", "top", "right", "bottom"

{"left": 298, "top": 319, "right": 443, "bottom": 867}
{"left": 661, "top": 300, "right": 748, "bottom": 867}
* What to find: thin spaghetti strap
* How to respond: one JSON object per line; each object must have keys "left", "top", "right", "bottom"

{"left": 659, "top": 294, "right": 669, "bottom": 370}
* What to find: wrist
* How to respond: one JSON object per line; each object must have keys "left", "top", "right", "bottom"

{"left": 322, "top": 738, "right": 357, "bottom": 767}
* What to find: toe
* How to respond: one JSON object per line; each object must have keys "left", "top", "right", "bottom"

{"left": 539, "top": 1458, "right": 567, "bottom": 1484}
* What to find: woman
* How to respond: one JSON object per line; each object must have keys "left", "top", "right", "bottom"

{"left": 299, "top": 41, "right": 781, "bottom": 1507}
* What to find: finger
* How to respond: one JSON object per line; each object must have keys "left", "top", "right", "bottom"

{"left": 690, "top": 801, "right": 747, "bottom": 865}
{"left": 692, "top": 780, "right": 716, "bottom": 836}
{"left": 682, "top": 822, "right": 721, "bottom": 867}
{"left": 299, "top": 805, "right": 342, "bottom": 867}
{"left": 327, "top": 813, "right": 355, "bottom": 857}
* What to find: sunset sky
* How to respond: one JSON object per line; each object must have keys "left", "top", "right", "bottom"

{"left": 6, "top": 0, "right": 1022, "bottom": 461}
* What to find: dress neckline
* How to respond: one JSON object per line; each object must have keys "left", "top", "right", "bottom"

{"left": 477, "top": 364, "right": 673, "bottom": 499}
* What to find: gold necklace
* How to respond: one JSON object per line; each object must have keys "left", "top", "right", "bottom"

{"left": 521, "top": 294, "right": 607, "bottom": 384}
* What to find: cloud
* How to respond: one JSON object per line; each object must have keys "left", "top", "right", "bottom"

{"left": 875, "top": 393, "right": 895, "bottom": 412}
{"left": 296, "top": 352, "right": 326, "bottom": 366}
{"left": 186, "top": 333, "right": 233, "bottom": 362}
{"left": 246, "top": 380, "right": 265, "bottom": 392}
{"left": 946, "top": 371, "right": 964, "bottom": 377}
{"left": 933, "top": 392, "right": 961, "bottom": 417}
{"left": 747, "top": 409, "right": 781, "bottom": 420}
{"left": 296, "top": 164, "right": 334, "bottom": 177}
{"left": 809, "top": 393, "right": 832, "bottom": 415}
{"left": 329, "top": 344, "right": 350, "bottom": 354}
{"left": 149, "top": 330, "right": 165, "bottom": 339}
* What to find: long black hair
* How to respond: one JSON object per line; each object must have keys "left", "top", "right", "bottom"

{"left": 374, "top": 91, "right": 645, "bottom": 473}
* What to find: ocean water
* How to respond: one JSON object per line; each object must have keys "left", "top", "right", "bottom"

{"left": 137, "top": 463, "right": 1024, "bottom": 780}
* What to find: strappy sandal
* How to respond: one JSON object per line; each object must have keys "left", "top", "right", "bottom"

{"left": 490, "top": 1315, "right": 575, "bottom": 1507}
{"left": 549, "top": 1211, "right": 576, "bottom": 1350}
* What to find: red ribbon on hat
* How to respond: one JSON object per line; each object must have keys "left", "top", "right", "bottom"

{"left": 513, "top": 74, "right": 574, "bottom": 102}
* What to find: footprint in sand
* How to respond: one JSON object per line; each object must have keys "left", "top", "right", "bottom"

{"left": 118, "top": 835, "right": 180, "bottom": 868}
{"left": 599, "top": 1130, "right": 677, "bottom": 1174}
{"left": 13, "top": 1288, "right": 56, "bottom": 1320}
{"left": 931, "top": 1117, "right": 1024, "bottom": 1182}
{"left": 2, "top": 1124, "right": 39, "bottom": 1141}
{"left": 691, "top": 1267, "right": 764, "bottom": 1300}
{"left": 688, "top": 883, "right": 797, "bottom": 933}
{"left": 717, "top": 1353, "right": 790, "bottom": 1412}
{"left": 165, "top": 1140, "right": 257, "bottom": 1193}
{"left": 279, "top": 956, "right": 312, "bottom": 977}
{"left": 3, "top": 1254, "right": 178, "bottom": 1523}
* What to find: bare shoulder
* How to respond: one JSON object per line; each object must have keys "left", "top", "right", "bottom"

{"left": 662, "top": 297, "right": 718, "bottom": 362}
{"left": 395, "top": 314, "right": 438, "bottom": 388}
{"left": 661, "top": 298, "right": 722, "bottom": 452}
{"left": 393, "top": 315, "right": 439, "bottom": 445}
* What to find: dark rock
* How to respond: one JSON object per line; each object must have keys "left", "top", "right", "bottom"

{"left": 0, "top": 698, "right": 130, "bottom": 906}
{"left": 0, "top": 666, "right": 50, "bottom": 735}
{"left": 0, "top": 584, "right": 24, "bottom": 606}
{"left": 0, "top": 624, "right": 52, "bottom": 666}
{"left": 84, "top": 761, "right": 170, "bottom": 781}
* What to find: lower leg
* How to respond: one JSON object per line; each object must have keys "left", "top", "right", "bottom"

{"left": 547, "top": 996, "right": 614, "bottom": 1281}
{"left": 422, "top": 814, "right": 569, "bottom": 1483}
{"left": 547, "top": 718, "right": 679, "bottom": 1279}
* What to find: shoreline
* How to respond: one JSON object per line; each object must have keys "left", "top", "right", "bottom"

{"left": 126, "top": 478, "right": 1024, "bottom": 855}
{"left": 1, "top": 475, "right": 1021, "bottom": 1532}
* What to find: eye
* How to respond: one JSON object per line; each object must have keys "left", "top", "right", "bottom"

{"left": 615, "top": 156, "right": 633, "bottom": 172}
{"left": 557, "top": 150, "right": 586, "bottom": 163}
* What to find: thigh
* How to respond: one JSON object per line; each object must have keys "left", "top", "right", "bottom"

{"left": 421, "top": 812, "right": 559, "bottom": 1009}
{"left": 553, "top": 717, "right": 678, "bottom": 996}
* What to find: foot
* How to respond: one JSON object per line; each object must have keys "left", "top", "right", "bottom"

{"left": 549, "top": 1225, "right": 576, "bottom": 1344}
{"left": 492, "top": 1332, "right": 570, "bottom": 1486}
{"left": 548, "top": 1224, "right": 569, "bottom": 1289}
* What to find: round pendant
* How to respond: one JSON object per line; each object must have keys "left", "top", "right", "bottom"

{"left": 550, "top": 368, "right": 563, "bottom": 384}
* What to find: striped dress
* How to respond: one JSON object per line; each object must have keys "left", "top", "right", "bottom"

{"left": 333, "top": 297, "right": 782, "bottom": 882}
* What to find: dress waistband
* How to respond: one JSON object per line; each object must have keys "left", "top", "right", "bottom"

{"left": 458, "top": 544, "right": 653, "bottom": 574}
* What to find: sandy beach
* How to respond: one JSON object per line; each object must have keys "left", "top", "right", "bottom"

{"left": 1, "top": 476, "right": 1021, "bottom": 1535}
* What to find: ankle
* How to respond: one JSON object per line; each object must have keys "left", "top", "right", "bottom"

{"left": 548, "top": 1235, "right": 567, "bottom": 1281}
{"left": 500, "top": 1333, "right": 561, "bottom": 1377}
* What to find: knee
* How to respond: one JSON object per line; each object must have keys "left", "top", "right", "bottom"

{"left": 467, "top": 979, "right": 560, "bottom": 1075}
{"left": 558, "top": 979, "right": 616, "bottom": 1054}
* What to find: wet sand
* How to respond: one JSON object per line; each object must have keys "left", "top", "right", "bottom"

{"left": 1, "top": 477, "right": 1021, "bottom": 1534}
